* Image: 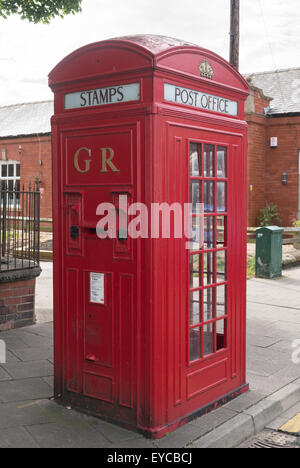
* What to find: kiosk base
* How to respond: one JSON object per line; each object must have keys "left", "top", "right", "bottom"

{"left": 55, "top": 383, "right": 249, "bottom": 440}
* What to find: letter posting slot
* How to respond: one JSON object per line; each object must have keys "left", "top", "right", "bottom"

{"left": 50, "top": 35, "right": 249, "bottom": 439}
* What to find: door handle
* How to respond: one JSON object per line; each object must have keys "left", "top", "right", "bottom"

{"left": 86, "top": 354, "right": 97, "bottom": 362}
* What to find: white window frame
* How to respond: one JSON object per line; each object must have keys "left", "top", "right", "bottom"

{"left": 0, "top": 160, "right": 21, "bottom": 207}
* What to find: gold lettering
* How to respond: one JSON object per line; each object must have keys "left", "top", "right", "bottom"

{"left": 100, "top": 148, "right": 120, "bottom": 173}
{"left": 74, "top": 147, "right": 91, "bottom": 173}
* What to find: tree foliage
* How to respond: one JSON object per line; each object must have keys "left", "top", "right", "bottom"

{"left": 0, "top": 0, "right": 82, "bottom": 23}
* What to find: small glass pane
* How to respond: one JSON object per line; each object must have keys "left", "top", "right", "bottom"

{"left": 8, "top": 164, "right": 14, "bottom": 177}
{"left": 15, "top": 180, "right": 20, "bottom": 202}
{"left": 203, "top": 252, "right": 214, "bottom": 286}
{"left": 204, "top": 144, "right": 214, "bottom": 177}
{"left": 8, "top": 180, "right": 14, "bottom": 201}
{"left": 190, "top": 181, "right": 202, "bottom": 214}
{"left": 190, "top": 217, "right": 203, "bottom": 251}
{"left": 203, "top": 288, "right": 215, "bottom": 322}
{"left": 190, "top": 290, "right": 202, "bottom": 325}
{"left": 204, "top": 216, "right": 215, "bottom": 249}
{"left": 2, "top": 165, "right": 7, "bottom": 177}
{"left": 217, "top": 250, "right": 227, "bottom": 283}
{"left": 204, "top": 323, "right": 214, "bottom": 356}
{"left": 217, "top": 147, "right": 227, "bottom": 178}
{"left": 216, "top": 285, "right": 226, "bottom": 317}
{"left": 190, "top": 254, "right": 201, "bottom": 289}
{"left": 204, "top": 181, "right": 214, "bottom": 212}
{"left": 216, "top": 320, "right": 227, "bottom": 351}
{"left": 190, "top": 143, "right": 201, "bottom": 176}
{"left": 190, "top": 327, "right": 202, "bottom": 362}
{"left": 217, "top": 216, "right": 226, "bottom": 246}
{"left": 217, "top": 182, "right": 226, "bottom": 212}
{"left": 16, "top": 164, "right": 20, "bottom": 177}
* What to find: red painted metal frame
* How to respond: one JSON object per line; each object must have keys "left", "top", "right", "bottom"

{"left": 49, "top": 35, "right": 249, "bottom": 439}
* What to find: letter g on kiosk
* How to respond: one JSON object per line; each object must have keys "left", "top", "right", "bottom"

{"left": 49, "top": 35, "right": 249, "bottom": 439}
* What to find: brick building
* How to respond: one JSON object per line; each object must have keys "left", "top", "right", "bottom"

{"left": 1, "top": 69, "right": 300, "bottom": 227}
{"left": 245, "top": 68, "right": 300, "bottom": 226}
{"left": 0, "top": 101, "right": 53, "bottom": 220}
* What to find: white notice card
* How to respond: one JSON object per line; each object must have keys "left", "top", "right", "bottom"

{"left": 90, "top": 273, "right": 105, "bottom": 304}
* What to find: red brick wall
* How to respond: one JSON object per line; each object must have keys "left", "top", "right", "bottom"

{"left": 0, "top": 134, "right": 52, "bottom": 219}
{"left": 253, "top": 90, "right": 270, "bottom": 115}
{"left": 0, "top": 279, "right": 36, "bottom": 331}
{"left": 246, "top": 113, "right": 267, "bottom": 226}
{"left": 246, "top": 90, "right": 300, "bottom": 226}
{"left": 265, "top": 117, "right": 300, "bottom": 226}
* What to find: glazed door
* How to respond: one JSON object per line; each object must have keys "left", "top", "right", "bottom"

{"left": 189, "top": 141, "right": 229, "bottom": 362}
{"left": 167, "top": 123, "right": 247, "bottom": 419}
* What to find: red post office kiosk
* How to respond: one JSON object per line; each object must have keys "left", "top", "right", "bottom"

{"left": 49, "top": 35, "right": 249, "bottom": 439}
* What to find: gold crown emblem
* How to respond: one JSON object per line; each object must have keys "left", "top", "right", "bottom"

{"left": 199, "top": 60, "right": 214, "bottom": 80}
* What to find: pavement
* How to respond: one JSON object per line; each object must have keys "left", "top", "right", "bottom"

{"left": 0, "top": 263, "right": 299, "bottom": 448}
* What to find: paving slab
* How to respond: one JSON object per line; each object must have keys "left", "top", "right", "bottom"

{"left": 191, "top": 414, "right": 255, "bottom": 449}
{"left": 25, "top": 422, "right": 110, "bottom": 449}
{"left": 11, "top": 331, "right": 52, "bottom": 348}
{"left": 0, "top": 427, "right": 39, "bottom": 448}
{"left": 0, "top": 400, "right": 54, "bottom": 429}
{"left": 0, "top": 367, "right": 12, "bottom": 382}
{"left": 88, "top": 419, "right": 145, "bottom": 444}
{"left": 12, "top": 347, "right": 53, "bottom": 362}
{"left": 1, "top": 360, "right": 53, "bottom": 380}
{"left": 0, "top": 377, "right": 52, "bottom": 403}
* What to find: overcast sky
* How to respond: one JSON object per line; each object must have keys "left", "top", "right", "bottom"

{"left": 0, "top": 0, "right": 299, "bottom": 106}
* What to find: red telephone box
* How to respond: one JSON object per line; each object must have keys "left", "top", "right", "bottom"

{"left": 49, "top": 35, "right": 249, "bottom": 439}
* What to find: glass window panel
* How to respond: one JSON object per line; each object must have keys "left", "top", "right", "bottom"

{"left": 217, "top": 216, "right": 226, "bottom": 246}
{"left": 190, "top": 143, "right": 201, "bottom": 176}
{"left": 204, "top": 323, "right": 214, "bottom": 356}
{"left": 204, "top": 181, "right": 214, "bottom": 212}
{"left": 8, "top": 180, "right": 14, "bottom": 201}
{"left": 190, "top": 290, "right": 202, "bottom": 326}
{"left": 190, "top": 254, "right": 201, "bottom": 289}
{"left": 217, "top": 250, "right": 227, "bottom": 283}
{"left": 190, "top": 327, "right": 202, "bottom": 362}
{"left": 16, "top": 164, "right": 20, "bottom": 177}
{"left": 216, "top": 285, "right": 227, "bottom": 317}
{"left": 190, "top": 181, "right": 202, "bottom": 214}
{"left": 204, "top": 144, "right": 214, "bottom": 177}
{"left": 216, "top": 320, "right": 227, "bottom": 351}
{"left": 15, "top": 180, "right": 20, "bottom": 201}
{"left": 203, "top": 287, "right": 215, "bottom": 322}
{"left": 190, "top": 217, "right": 203, "bottom": 251}
{"left": 2, "top": 165, "right": 7, "bottom": 177}
{"left": 217, "top": 182, "right": 226, "bottom": 212}
{"left": 217, "top": 147, "right": 227, "bottom": 178}
{"left": 204, "top": 216, "right": 215, "bottom": 249}
{"left": 203, "top": 252, "right": 215, "bottom": 286}
{"left": 8, "top": 164, "right": 14, "bottom": 177}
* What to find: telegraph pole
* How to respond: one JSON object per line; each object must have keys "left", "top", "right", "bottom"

{"left": 230, "top": 0, "right": 240, "bottom": 70}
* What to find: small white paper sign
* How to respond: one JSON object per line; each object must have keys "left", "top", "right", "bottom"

{"left": 90, "top": 272, "right": 105, "bottom": 304}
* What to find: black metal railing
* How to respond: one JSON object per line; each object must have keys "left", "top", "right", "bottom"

{"left": 0, "top": 182, "right": 40, "bottom": 272}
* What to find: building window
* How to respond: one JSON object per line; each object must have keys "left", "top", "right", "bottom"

{"left": 0, "top": 161, "right": 21, "bottom": 206}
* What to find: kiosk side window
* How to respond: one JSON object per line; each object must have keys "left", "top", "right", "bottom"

{"left": 189, "top": 143, "right": 228, "bottom": 363}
